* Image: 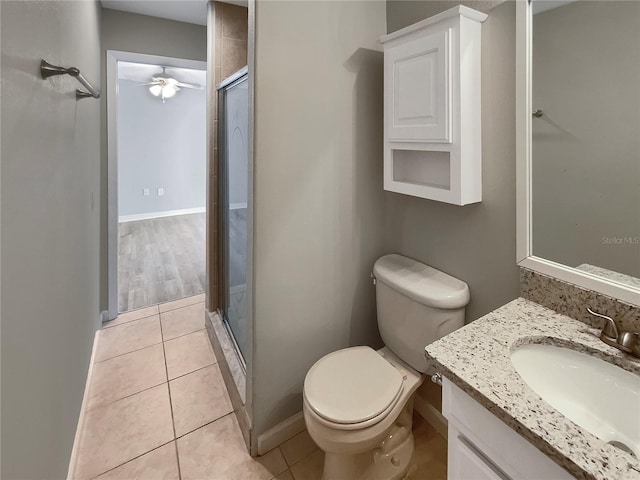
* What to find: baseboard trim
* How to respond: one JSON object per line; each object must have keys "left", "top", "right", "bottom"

{"left": 257, "top": 411, "right": 306, "bottom": 456}
{"left": 118, "top": 207, "right": 205, "bottom": 223}
{"left": 414, "top": 392, "right": 448, "bottom": 440}
{"left": 67, "top": 328, "right": 100, "bottom": 479}
{"left": 253, "top": 395, "right": 445, "bottom": 457}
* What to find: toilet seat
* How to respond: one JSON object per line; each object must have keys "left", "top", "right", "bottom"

{"left": 303, "top": 346, "right": 404, "bottom": 430}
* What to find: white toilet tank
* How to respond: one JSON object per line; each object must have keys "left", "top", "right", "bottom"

{"left": 373, "top": 254, "right": 470, "bottom": 373}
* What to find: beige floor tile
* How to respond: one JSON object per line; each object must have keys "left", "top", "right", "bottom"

{"left": 159, "top": 294, "right": 206, "bottom": 313}
{"left": 170, "top": 364, "right": 233, "bottom": 436}
{"left": 274, "top": 470, "right": 295, "bottom": 480}
{"left": 104, "top": 305, "right": 160, "bottom": 328}
{"left": 95, "top": 442, "right": 179, "bottom": 480}
{"left": 164, "top": 330, "right": 216, "bottom": 379}
{"left": 281, "top": 430, "right": 319, "bottom": 467}
{"left": 87, "top": 344, "right": 166, "bottom": 410}
{"left": 256, "top": 448, "right": 288, "bottom": 479}
{"left": 412, "top": 414, "right": 447, "bottom": 480}
{"left": 177, "top": 415, "right": 288, "bottom": 480}
{"left": 160, "top": 302, "right": 206, "bottom": 340}
{"left": 74, "top": 384, "right": 174, "bottom": 479}
{"left": 95, "top": 316, "right": 162, "bottom": 362}
{"left": 290, "top": 449, "right": 324, "bottom": 480}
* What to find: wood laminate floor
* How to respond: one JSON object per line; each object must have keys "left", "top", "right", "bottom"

{"left": 118, "top": 213, "right": 206, "bottom": 313}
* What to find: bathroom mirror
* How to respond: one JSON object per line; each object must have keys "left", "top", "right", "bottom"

{"left": 516, "top": 0, "right": 640, "bottom": 306}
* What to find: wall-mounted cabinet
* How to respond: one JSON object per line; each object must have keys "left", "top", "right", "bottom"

{"left": 380, "top": 6, "right": 487, "bottom": 205}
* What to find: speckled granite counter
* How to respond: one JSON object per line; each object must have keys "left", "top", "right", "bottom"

{"left": 425, "top": 297, "right": 640, "bottom": 480}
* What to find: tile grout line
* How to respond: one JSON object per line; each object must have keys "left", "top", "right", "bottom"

{"left": 101, "top": 311, "right": 158, "bottom": 329}
{"left": 159, "top": 317, "right": 183, "bottom": 480}
{"left": 173, "top": 441, "right": 182, "bottom": 480}
{"left": 106, "top": 294, "right": 205, "bottom": 329}
{"left": 85, "top": 380, "right": 167, "bottom": 413}
{"left": 94, "top": 339, "right": 164, "bottom": 364}
{"left": 95, "top": 327, "right": 216, "bottom": 365}
{"left": 283, "top": 444, "right": 321, "bottom": 470}
{"left": 158, "top": 299, "right": 206, "bottom": 315}
{"left": 163, "top": 324, "right": 210, "bottom": 344}
{"left": 174, "top": 411, "right": 236, "bottom": 441}
{"left": 87, "top": 438, "right": 176, "bottom": 480}
{"left": 167, "top": 359, "right": 217, "bottom": 383}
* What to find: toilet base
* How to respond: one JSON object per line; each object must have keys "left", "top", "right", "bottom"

{"left": 320, "top": 398, "right": 417, "bottom": 480}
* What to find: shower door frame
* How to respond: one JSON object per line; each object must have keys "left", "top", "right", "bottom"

{"left": 217, "top": 66, "right": 250, "bottom": 369}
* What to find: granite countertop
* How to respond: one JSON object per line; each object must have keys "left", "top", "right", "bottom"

{"left": 425, "top": 297, "right": 640, "bottom": 480}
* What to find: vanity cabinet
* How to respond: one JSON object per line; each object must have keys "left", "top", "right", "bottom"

{"left": 380, "top": 6, "right": 486, "bottom": 205}
{"left": 442, "top": 378, "right": 573, "bottom": 480}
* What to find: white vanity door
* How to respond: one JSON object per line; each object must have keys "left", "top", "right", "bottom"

{"left": 449, "top": 430, "right": 510, "bottom": 480}
{"left": 385, "top": 29, "right": 451, "bottom": 143}
{"left": 442, "top": 378, "right": 574, "bottom": 480}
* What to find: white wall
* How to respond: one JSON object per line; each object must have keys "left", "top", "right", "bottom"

{"left": 252, "top": 0, "right": 387, "bottom": 440}
{"left": 117, "top": 78, "right": 206, "bottom": 218}
{"left": 532, "top": 1, "right": 640, "bottom": 278}
{"left": 1, "top": 0, "right": 102, "bottom": 477}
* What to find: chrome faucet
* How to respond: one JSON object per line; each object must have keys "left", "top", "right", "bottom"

{"left": 587, "top": 308, "right": 640, "bottom": 359}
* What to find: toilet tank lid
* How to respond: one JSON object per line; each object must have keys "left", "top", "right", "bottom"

{"left": 373, "top": 254, "right": 470, "bottom": 309}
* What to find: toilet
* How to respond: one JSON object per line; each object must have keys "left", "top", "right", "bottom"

{"left": 302, "top": 254, "right": 470, "bottom": 480}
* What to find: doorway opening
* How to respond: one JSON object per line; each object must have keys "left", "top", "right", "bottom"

{"left": 107, "top": 51, "right": 207, "bottom": 317}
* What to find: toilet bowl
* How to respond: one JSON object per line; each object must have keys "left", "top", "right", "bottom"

{"left": 302, "top": 254, "right": 470, "bottom": 480}
{"left": 304, "top": 346, "right": 423, "bottom": 480}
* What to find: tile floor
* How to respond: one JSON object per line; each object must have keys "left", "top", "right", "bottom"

{"left": 73, "top": 294, "right": 448, "bottom": 480}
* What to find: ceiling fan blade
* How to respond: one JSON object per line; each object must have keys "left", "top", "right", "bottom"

{"left": 175, "top": 82, "right": 203, "bottom": 89}
{"left": 132, "top": 82, "right": 157, "bottom": 86}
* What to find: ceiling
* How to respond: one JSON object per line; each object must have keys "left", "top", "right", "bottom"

{"left": 101, "top": 0, "right": 248, "bottom": 26}
{"left": 118, "top": 61, "right": 207, "bottom": 86}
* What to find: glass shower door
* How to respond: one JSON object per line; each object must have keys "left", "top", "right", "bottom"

{"left": 219, "top": 70, "right": 249, "bottom": 363}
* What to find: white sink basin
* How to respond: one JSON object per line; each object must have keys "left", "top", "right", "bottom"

{"left": 510, "top": 343, "right": 640, "bottom": 458}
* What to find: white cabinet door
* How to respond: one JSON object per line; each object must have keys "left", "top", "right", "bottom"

{"left": 449, "top": 433, "right": 510, "bottom": 480}
{"left": 385, "top": 29, "right": 451, "bottom": 143}
{"left": 443, "top": 378, "right": 574, "bottom": 480}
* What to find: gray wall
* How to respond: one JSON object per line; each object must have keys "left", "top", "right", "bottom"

{"left": 100, "top": 9, "right": 207, "bottom": 308}
{"left": 252, "top": 0, "right": 387, "bottom": 439}
{"left": 101, "top": 9, "right": 207, "bottom": 61}
{"left": 1, "top": 1, "right": 102, "bottom": 477}
{"left": 532, "top": 1, "right": 640, "bottom": 278}
{"left": 117, "top": 79, "right": 206, "bottom": 217}
{"left": 385, "top": 0, "right": 520, "bottom": 322}
{"left": 387, "top": 0, "right": 505, "bottom": 31}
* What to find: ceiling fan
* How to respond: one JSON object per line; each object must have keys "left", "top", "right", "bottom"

{"left": 136, "top": 67, "right": 203, "bottom": 103}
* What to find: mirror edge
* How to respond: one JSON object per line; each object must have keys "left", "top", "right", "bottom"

{"left": 515, "top": 0, "right": 640, "bottom": 307}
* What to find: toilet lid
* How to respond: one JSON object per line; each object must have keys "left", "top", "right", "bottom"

{"left": 304, "top": 346, "right": 404, "bottom": 425}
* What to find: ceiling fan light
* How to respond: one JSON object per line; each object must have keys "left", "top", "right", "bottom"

{"left": 149, "top": 84, "right": 162, "bottom": 96}
{"left": 162, "top": 85, "right": 177, "bottom": 98}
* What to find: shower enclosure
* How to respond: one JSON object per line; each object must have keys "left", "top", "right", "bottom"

{"left": 218, "top": 67, "right": 250, "bottom": 364}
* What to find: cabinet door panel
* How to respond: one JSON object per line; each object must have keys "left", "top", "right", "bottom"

{"left": 450, "top": 434, "right": 510, "bottom": 480}
{"left": 386, "top": 29, "right": 451, "bottom": 143}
